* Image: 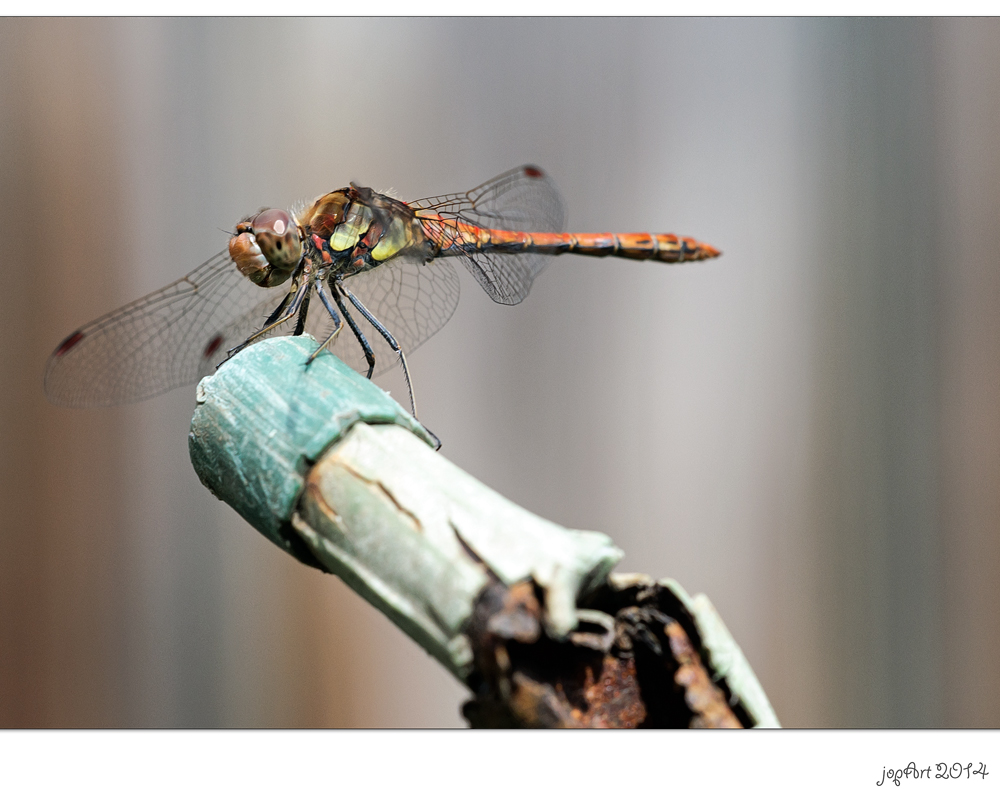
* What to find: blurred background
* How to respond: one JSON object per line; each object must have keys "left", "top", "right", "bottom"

{"left": 0, "top": 18, "right": 997, "bottom": 728}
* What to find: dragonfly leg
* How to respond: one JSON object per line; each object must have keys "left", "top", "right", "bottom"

{"left": 293, "top": 288, "right": 311, "bottom": 336}
{"left": 224, "top": 280, "right": 310, "bottom": 362}
{"left": 339, "top": 282, "right": 418, "bottom": 420}
{"left": 306, "top": 284, "right": 344, "bottom": 366}
{"left": 263, "top": 289, "right": 293, "bottom": 327}
{"left": 330, "top": 281, "right": 376, "bottom": 379}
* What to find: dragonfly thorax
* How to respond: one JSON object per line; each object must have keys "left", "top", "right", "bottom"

{"left": 229, "top": 208, "right": 303, "bottom": 288}
{"left": 297, "top": 190, "right": 350, "bottom": 240}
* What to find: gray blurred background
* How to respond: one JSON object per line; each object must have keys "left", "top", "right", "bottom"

{"left": 0, "top": 18, "right": 997, "bottom": 727}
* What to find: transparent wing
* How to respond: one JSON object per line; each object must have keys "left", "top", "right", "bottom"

{"left": 315, "top": 255, "right": 461, "bottom": 378}
{"left": 45, "top": 171, "right": 532, "bottom": 408}
{"left": 409, "top": 164, "right": 566, "bottom": 305}
{"left": 44, "top": 250, "right": 290, "bottom": 407}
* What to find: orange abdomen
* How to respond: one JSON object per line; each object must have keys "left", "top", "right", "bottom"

{"left": 423, "top": 217, "right": 720, "bottom": 263}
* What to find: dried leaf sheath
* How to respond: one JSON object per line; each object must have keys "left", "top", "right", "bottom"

{"left": 188, "top": 336, "right": 778, "bottom": 728}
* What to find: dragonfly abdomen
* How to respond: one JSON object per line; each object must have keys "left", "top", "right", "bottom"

{"left": 432, "top": 221, "right": 719, "bottom": 263}
{"left": 561, "top": 232, "right": 719, "bottom": 262}
{"left": 505, "top": 231, "right": 719, "bottom": 262}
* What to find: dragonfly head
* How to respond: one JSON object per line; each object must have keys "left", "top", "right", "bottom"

{"left": 229, "top": 208, "right": 302, "bottom": 287}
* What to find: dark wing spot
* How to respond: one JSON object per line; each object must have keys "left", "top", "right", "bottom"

{"left": 523, "top": 166, "right": 544, "bottom": 178}
{"left": 203, "top": 334, "right": 224, "bottom": 359}
{"left": 55, "top": 330, "right": 85, "bottom": 357}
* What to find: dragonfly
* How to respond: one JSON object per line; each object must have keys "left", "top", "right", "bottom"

{"left": 45, "top": 165, "right": 720, "bottom": 420}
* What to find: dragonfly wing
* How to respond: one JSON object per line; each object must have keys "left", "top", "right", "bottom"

{"left": 323, "top": 256, "right": 461, "bottom": 378}
{"left": 409, "top": 164, "right": 566, "bottom": 305}
{"left": 44, "top": 250, "right": 289, "bottom": 407}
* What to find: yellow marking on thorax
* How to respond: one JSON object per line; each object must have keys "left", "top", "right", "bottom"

{"left": 371, "top": 216, "right": 415, "bottom": 262}
{"left": 329, "top": 203, "right": 372, "bottom": 252}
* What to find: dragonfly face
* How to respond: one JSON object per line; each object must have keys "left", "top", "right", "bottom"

{"left": 44, "top": 164, "right": 720, "bottom": 419}
{"left": 229, "top": 208, "right": 302, "bottom": 287}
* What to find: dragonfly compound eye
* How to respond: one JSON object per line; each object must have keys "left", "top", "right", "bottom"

{"left": 251, "top": 208, "right": 302, "bottom": 271}
{"left": 229, "top": 229, "right": 292, "bottom": 288}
